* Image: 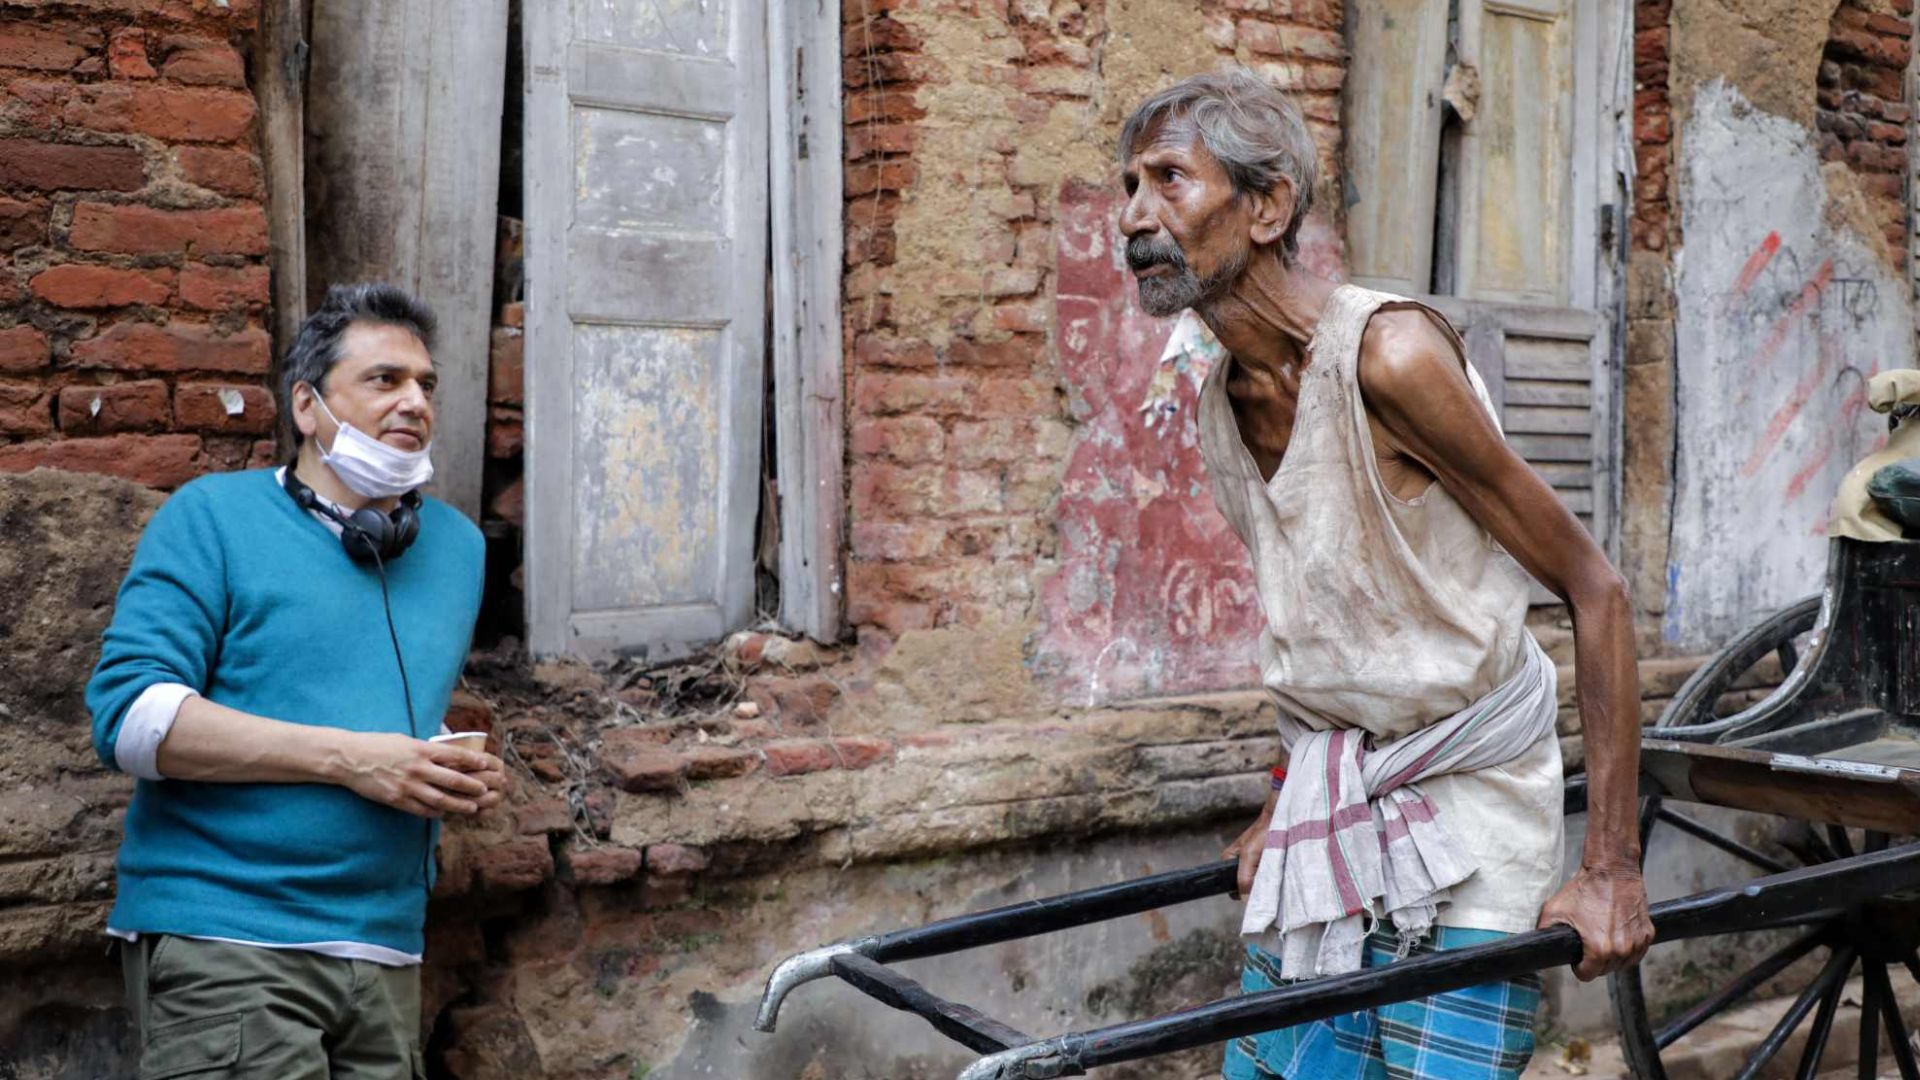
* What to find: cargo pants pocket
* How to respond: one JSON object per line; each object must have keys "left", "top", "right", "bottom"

{"left": 138, "top": 1011, "right": 243, "bottom": 1079}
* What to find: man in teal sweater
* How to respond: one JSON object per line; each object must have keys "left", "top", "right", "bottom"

{"left": 87, "top": 283, "right": 506, "bottom": 1079}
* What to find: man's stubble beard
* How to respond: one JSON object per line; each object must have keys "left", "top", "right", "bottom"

{"left": 1133, "top": 242, "right": 1249, "bottom": 319}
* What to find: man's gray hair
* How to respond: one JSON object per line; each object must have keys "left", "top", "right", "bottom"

{"left": 1116, "top": 69, "right": 1319, "bottom": 263}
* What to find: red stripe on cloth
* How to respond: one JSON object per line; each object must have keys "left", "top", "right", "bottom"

{"left": 1324, "top": 731, "right": 1366, "bottom": 916}
{"left": 1264, "top": 802, "right": 1373, "bottom": 850}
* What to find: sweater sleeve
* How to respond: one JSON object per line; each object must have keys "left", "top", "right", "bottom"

{"left": 86, "top": 485, "right": 228, "bottom": 771}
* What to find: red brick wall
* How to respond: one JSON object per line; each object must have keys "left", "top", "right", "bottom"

{"left": 0, "top": 0, "right": 270, "bottom": 491}
{"left": 840, "top": 0, "right": 1346, "bottom": 644}
{"left": 1632, "top": 0, "right": 1672, "bottom": 253}
{"left": 1816, "top": 0, "right": 1914, "bottom": 264}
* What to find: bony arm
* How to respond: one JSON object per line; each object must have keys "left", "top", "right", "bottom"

{"left": 156, "top": 695, "right": 508, "bottom": 818}
{"left": 1355, "top": 309, "right": 1653, "bottom": 979}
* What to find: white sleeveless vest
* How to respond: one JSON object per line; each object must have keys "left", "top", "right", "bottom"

{"left": 1196, "top": 284, "right": 1564, "bottom": 932}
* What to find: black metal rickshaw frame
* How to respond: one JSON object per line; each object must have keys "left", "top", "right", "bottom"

{"left": 757, "top": 538, "right": 1920, "bottom": 1080}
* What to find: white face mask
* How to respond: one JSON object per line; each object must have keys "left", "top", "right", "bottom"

{"left": 311, "top": 392, "right": 434, "bottom": 499}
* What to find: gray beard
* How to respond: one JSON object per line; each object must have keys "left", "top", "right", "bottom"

{"left": 1135, "top": 247, "right": 1247, "bottom": 318}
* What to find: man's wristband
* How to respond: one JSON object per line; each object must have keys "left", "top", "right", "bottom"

{"left": 1269, "top": 766, "right": 1288, "bottom": 791}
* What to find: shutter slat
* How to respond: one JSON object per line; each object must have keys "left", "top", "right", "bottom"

{"left": 1530, "top": 461, "right": 1592, "bottom": 489}
{"left": 1504, "top": 405, "right": 1591, "bottom": 435}
{"left": 1505, "top": 379, "right": 1591, "bottom": 406}
{"left": 1503, "top": 335, "right": 1591, "bottom": 380}
{"left": 1508, "top": 433, "right": 1592, "bottom": 462}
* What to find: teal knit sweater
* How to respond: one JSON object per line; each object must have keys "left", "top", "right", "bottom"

{"left": 87, "top": 468, "right": 484, "bottom": 954}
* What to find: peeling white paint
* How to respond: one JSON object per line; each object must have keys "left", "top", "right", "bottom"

{"left": 578, "top": 0, "right": 726, "bottom": 58}
{"left": 1137, "top": 312, "right": 1223, "bottom": 436}
{"left": 1666, "top": 81, "right": 1916, "bottom": 649}
{"left": 571, "top": 325, "right": 722, "bottom": 611}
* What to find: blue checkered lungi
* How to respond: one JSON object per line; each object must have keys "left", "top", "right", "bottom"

{"left": 1221, "top": 927, "right": 1542, "bottom": 1080}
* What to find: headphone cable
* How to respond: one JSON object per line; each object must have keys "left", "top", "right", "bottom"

{"left": 369, "top": 550, "right": 434, "bottom": 905}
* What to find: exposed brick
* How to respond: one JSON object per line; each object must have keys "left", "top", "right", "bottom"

{"left": 600, "top": 732, "right": 686, "bottom": 793}
{"left": 62, "top": 82, "right": 255, "bottom": 143}
{"left": 0, "top": 196, "right": 44, "bottom": 247}
{"left": 0, "top": 140, "right": 144, "bottom": 192}
{"left": 107, "top": 28, "right": 153, "bottom": 78}
{"left": 70, "top": 202, "right": 268, "bottom": 257}
{"left": 762, "top": 739, "right": 836, "bottom": 777}
{"left": 644, "top": 843, "right": 708, "bottom": 876}
{"left": 568, "top": 845, "right": 643, "bottom": 886}
{"left": 488, "top": 475, "right": 524, "bottom": 528}
{"left": 0, "top": 432, "right": 203, "bottom": 488}
{"left": 849, "top": 416, "right": 943, "bottom": 463}
{"left": 1237, "top": 21, "right": 1344, "bottom": 61}
{"left": 488, "top": 327, "right": 523, "bottom": 404}
{"left": 845, "top": 592, "right": 935, "bottom": 635}
{"left": 30, "top": 265, "right": 172, "bottom": 308}
{"left": 681, "top": 746, "right": 760, "bottom": 780}
{"left": 173, "top": 382, "right": 273, "bottom": 434}
{"left": 0, "top": 379, "right": 52, "bottom": 434}
{"left": 1867, "top": 120, "right": 1908, "bottom": 144}
{"left": 178, "top": 263, "right": 268, "bottom": 311}
{"left": 851, "top": 460, "right": 942, "bottom": 517}
{"left": 853, "top": 372, "right": 972, "bottom": 416}
{"left": 444, "top": 687, "right": 493, "bottom": 734}
{"left": 844, "top": 122, "right": 918, "bottom": 160}
{"left": 159, "top": 37, "right": 243, "bottom": 86}
{"left": 1846, "top": 139, "right": 1905, "bottom": 172}
{"left": 57, "top": 379, "right": 169, "bottom": 434}
{"left": 975, "top": 375, "right": 1055, "bottom": 417}
{"left": 513, "top": 797, "right": 572, "bottom": 836}
{"left": 991, "top": 303, "right": 1049, "bottom": 334}
{"left": 946, "top": 335, "right": 1044, "bottom": 368}
{"left": 174, "top": 145, "right": 262, "bottom": 198}
{"left": 0, "top": 326, "right": 49, "bottom": 372}
{"left": 854, "top": 335, "right": 937, "bottom": 368}
{"left": 487, "top": 405, "right": 522, "bottom": 459}
{"left": 852, "top": 520, "right": 946, "bottom": 560}
{"left": 0, "top": 22, "right": 100, "bottom": 71}
{"left": 844, "top": 159, "right": 918, "bottom": 198}
{"left": 831, "top": 737, "right": 894, "bottom": 771}
{"left": 472, "top": 837, "right": 553, "bottom": 893}
{"left": 71, "top": 321, "right": 270, "bottom": 374}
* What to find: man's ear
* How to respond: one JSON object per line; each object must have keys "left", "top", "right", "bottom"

{"left": 290, "top": 382, "right": 318, "bottom": 440}
{"left": 1247, "top": 177, "right": 1296, "bottom": 248}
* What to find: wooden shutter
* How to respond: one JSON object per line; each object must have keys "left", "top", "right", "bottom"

{"left": 1452, "top": 0, "right": 1577, "bottom": 307}
{"left": 1430, "top": 298, "right": 1615, "bottom": 601}
{"left": 523, "top": 1, "right": 770, "bottom": 658}
{"left": 1343, "top": 0, "right": 1451, "bottom": 295}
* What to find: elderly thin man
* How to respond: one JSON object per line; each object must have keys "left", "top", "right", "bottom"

{"left": 1113, "top": 72, "right": 1652, "bottom": 1080}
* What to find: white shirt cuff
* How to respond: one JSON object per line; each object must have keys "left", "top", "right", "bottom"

{"left": 117, "top": 683, "right": 198, "bottom": 780}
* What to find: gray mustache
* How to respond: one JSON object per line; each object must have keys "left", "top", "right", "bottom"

{"left": 1125, "top": 235, "right": 1186, "bottom": 272}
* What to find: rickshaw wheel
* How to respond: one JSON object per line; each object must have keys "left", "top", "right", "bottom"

{"left": 1607, "top": 597, "right": 1920, "bottom": 1080}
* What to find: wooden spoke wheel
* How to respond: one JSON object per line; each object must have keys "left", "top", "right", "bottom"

{"left": 1610, "top": 597, "right": 1920, "bottom": 1080}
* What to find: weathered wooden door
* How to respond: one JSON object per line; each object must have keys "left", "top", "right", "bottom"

{"left": 523, "top": 1, "right": 769, "bottom": 659}
{"left": 305, "top": 0, "right": 510, "bottom": 519}
{"left": 1345, "top": 0, "right": 1625, "bottom": 566}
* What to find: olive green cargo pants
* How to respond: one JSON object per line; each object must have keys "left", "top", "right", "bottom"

{"left": 121, "top": 935, "right": 423, "bottom": 1079}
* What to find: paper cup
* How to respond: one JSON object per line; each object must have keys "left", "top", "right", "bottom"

{"left": 430, "top": 731, "right": 489, "bottom": 754}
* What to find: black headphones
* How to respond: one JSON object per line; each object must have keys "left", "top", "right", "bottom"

{"left": 282, "top": 467, "right": 422, "bottom": 563}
